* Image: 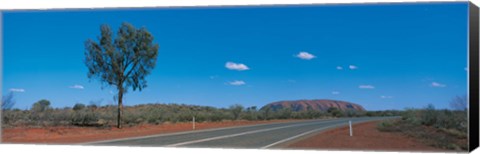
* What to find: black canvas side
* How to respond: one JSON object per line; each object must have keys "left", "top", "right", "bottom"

{"left": 469, "top": 1, "right": 479, "bottom": 152}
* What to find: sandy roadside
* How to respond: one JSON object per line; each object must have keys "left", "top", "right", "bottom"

{"left": 284, "top": 120, "right": 453, "bottom": 152}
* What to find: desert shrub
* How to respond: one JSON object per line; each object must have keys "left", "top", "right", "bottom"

{"left": 273, "top": 108, "right": 293, "bottom": 119}
{"left": 376, "top": 120, "right": 397, "bottom": 132}
{"left": 5, "top": 101, "right": 402, "bottom": 128}
{"left": 31, "top": 99, "right": 51, "bottom": 113}
{"left": 420, "top": 104, "right": 437, "bottom": 126}
{"left": 242, "top": 106, "right": 259, "bottom": 121}
{"left": 71, "top": 107, "right": 99, "bottom": 126}
{"left": 26, "top": 99, "right": 53, "bottom": 126}
{"left": 260, "top": 106, "right": 272, "bottom": 120}
{"left": 401, "top": 108, "right": 421, "bottom": 126}
{"left": 306, "top": 109, "right": 321, "bottom": 119}
{"left": 1, "top": 110, "right": 20, "bottom": 127}
{"left": 365, "top": 110, "right": 401, "bottom": 117}
{"left": 88, "top": 104, "right": 98, "bottom": 110}
{"left": 143, "top": 107, "right": 164, "bottom": 124}
{"left": 73, "top": 103, "right": 86, "bottom": 111}
{"left": 378, "top": 102, "right": 468, "bottom": 151}
{"left": 123, "top": 108, "right": 146, "bottom": 125}
{"left": 452, "top": 110, "right": 468, "bottom": 132}
{"left": 193, "top": 112, "right": 207, "bottom": 122}
{"left": 50, "top": 109, "right": 72, "bottom": 126}
{"left": 433, "top": 109, "right": 453, "bottom": 129}
{"left": 327, "top": 107, "right": 343, "bottom": 117}
{"left": 209, "top": 109, "right": 232, "bottom": 121}
{"left": 229, "top": 104, "right": 244, "bottom": 120}
{"left": 345, "top": 109, "right": 357, "bottom": 117}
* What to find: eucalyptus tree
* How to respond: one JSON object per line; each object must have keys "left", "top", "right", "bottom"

{"left": 85, "top": 22, "right": 159, "bottom": 128}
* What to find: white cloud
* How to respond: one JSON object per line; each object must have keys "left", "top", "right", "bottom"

{"left": 431, "top": 82, "right": 446, "bottom": 88}
{"left": 336, "top": 66, "right": 343, "bottom": 70}
{"left": 296, "top": 51, "right": 316, "bottom": 60}
{"left": 69, "top": 84, "right": 84, "bottom": 90}
{"left": 332, "top": 91, "right": 340, "bottom": 95}
{"left": 225, "top": 62, "right": 249, "bottom": 71}
{"left": 359, "top": 85, "right": 375, "bottom": 89}
{"left": 349, "top": 65, "right": 358, "bottom": 70}
{"left": 380, "top": 96, "right": 393, "bottom": 99}
{"left": 9, "top": 88, "right": 25, "bottom": 93}
{"left": 228, "top": 80, "right": 246, "bottom": 86}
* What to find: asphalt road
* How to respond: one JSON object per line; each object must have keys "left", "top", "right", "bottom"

{"left": 86, "top": 117, "right": 397, "bottom": 149}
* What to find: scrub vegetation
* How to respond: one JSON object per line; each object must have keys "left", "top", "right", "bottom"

{"left": 377, "top": 95, "right": 468, "bottom": 151}
{"left": 2, "top": 95, "right": 398, "bottom": 128}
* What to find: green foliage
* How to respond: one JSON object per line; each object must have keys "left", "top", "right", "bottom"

{"left": 365, "top": 110, "right": 401, "bottom": 117}
{"left": 229, "top": 104, "right": 244, "bottom": 120}
{"left": 87, "top": 104, "right": 98, "bottom": 110}
{"left": 71, "top": 103, "right": 100, "bottom": 126}
{"left": 32, "top": 99, "right": 51, "bottom": 113}
{"left": 73, "top": 103, "right": 86, "bottom": 111}
{"left": 84, "top": 22, "right": 159, "bottom": 128}
{"left": 345, "top": 109, "right": 358, "bottom": 117}
{"left": 401, "top": 108, "right": 421, "bottom": 125}
{"left": 84, "top": 22, "right": 159, "bottom": 92}
{"left": 274, "top": 108, "right": 292, "bottom": 119}
{"left": 26, "top": 99, "right": 53, "bottom": 126}
{"left": 3, "top": 100, "right": 397, "bottom": 128}
{"left": 421, "top": 104, "right": 437, "bottom": 126}
{"left": 376, "top": 120, "right": 395, "bottom": 132}
{"left": 327, "top": 107, "right": 343, "bottom": 117}
{"left": 243, "top": 106, "right": 259, "bottom": 120}
{"left": 376, "top": 99, "right": 468, "bottom": 151}
{"left": 260, "top": 106, "right": 271, "bottom": 120}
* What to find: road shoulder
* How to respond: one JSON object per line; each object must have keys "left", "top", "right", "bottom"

{"left": 281, "top": 120, "right": 449, "bottom": 152}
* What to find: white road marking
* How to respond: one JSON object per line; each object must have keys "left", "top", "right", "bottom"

{"left": 261, "top": 118, "right": 396, "bottom": 149}
{"left": 83, "top": 118, "right": 391, "bottom": 146}
{"left": 261, "top": 123, "right": 346, "bottom": 149}
{"left": 80, "top": 120, "right": 315, "bottom": 145}
{"left": 165, "top": 120, "right": 342, "bottom": 147}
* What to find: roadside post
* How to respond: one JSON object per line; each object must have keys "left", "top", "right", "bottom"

{"left": 193, "top": 116, "right": 196, "bottom": 130}
{"left": 349, "top": 120, "right": 352, "bottom": 136}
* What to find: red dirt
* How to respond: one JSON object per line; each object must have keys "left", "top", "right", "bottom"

{"left": 286, "top": 121, "right": 450, "bottom": 152}
{"left": 2, "top": 120, "right": 294, "bottom": 144}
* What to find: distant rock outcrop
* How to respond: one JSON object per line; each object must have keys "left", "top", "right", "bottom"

{"left": 261, "top": 99, "right": 366, "bottom": 112}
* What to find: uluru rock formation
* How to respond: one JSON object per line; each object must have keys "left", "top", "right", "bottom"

{"left": 261, "top": 99, "right": 366, "bottom": 112}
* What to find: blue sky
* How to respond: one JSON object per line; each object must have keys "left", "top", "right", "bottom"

{"left": 2, "top": 2, "right": 469, "bottom": 110}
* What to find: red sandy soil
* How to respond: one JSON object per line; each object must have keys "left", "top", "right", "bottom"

{"left": 286, "top": 121, "right": 450, "bottom": 152}
{"left": 2, "top": 120, "right": 293, "bottom": 144}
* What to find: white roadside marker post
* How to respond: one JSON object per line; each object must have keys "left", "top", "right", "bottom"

{"left": 349, "top": 120, "right": 352, "bottom": 137}
{"left": 193, "top": 116, "right": 196, "bottom": 130}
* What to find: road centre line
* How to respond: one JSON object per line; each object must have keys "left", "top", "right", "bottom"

{"left": 81, "top": 120, "right": 312, "bottom": 145}
{"left": 261, "top": 123, "right": 346, "bottom": 149}
{"left": 82, "top": 118, "right": 340, "bottom": 145}
{"left": 262, "top": 118, "right": 398, "bottom": 149}
{"left": 165, "top": 120, "right": 344, "bottom": 147}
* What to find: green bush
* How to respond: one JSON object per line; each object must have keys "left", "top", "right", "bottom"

{"left": 421, "top": 104, "right": 437, "bottom": 126}
{"left": 376, "top": 120, "right": 396, "bottom": 132}
{"left": 377, "top": 103, "right": 468, "bottom": 151}
{"left": 73, "top": 103, "right": 86, "bottom": 111}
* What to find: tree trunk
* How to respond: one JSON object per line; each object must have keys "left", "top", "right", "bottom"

{"left": 117, "top": 89, "right": 124, "bottom": 129}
